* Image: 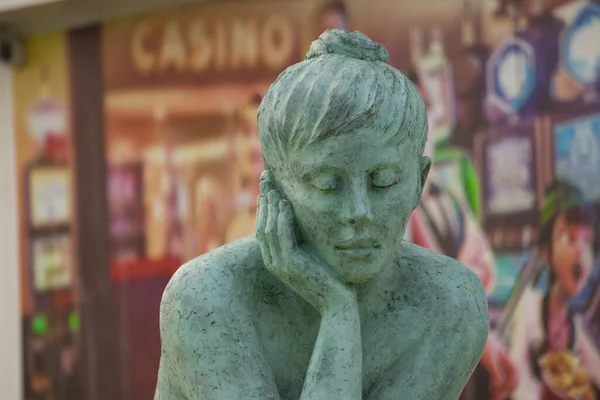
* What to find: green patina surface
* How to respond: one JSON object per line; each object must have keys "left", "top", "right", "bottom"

{"left": 154, "top": 30, "right": 488, "bottom": 400}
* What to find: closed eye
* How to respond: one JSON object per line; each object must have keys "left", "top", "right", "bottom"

{"left": 371, "top": 168, "right": 400, "bottom": 188}
{"left": 309, "top": 173, "right": 339, "bottom": 191}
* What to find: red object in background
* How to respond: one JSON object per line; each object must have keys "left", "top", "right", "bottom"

{"left": 44, "top": 133, "right": 70, "bottom": 162}
{"left": 110, "top": 256, "right": 181, "bottom": 283}
{"left": 50, "top": 290, "right": 74, "bottom": 310}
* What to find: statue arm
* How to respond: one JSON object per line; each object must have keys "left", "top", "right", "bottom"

{"left": 154, "top": 359, "right": 186, "bottom": 400}
{"left": 300, "top": 295, "right": 362, "bottom": 400}
{"left": 436, "top": 268, "right": 489, "bottom": 399}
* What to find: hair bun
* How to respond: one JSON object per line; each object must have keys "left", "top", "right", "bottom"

{"left": 306, "top": 29, "right": 389, "bottom": 63}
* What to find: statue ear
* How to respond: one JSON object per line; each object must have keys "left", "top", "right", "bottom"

{"left": 418, "top": 155, "right": 432, "bottom": 195}
{"left": 412, "top": 156, "right": 431, "bottom": 209}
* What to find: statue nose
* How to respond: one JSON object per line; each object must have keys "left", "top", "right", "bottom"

{"left": 343, "top": 183, "right": 373, "bottom": 226}
{"left": 348, "top": 203, "right": 370, "bottom": 225}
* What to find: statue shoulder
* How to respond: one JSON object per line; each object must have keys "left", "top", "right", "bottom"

{"left": 398, "top": 242, "right": 489, "bottom": 340}
{"left": 158, "top": 236, "right": 263, "bottom": 356}
{"left": 389, "top": 243, "right": 489, "bottom": 398}
{"left": 161, "top": 236, "right": 262, "bottom": 315}
{"left": 155, "top": 236, "right": 282, "bottom": 399}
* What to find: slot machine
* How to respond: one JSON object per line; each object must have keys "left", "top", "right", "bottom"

{"left": 476, "top": 119, "right": 543, "bottom": 252}
{"left": 23, "top": 311, "right": 81, "bottom": 400}
{"left": 25, "top": 158, "right": 73, "bottom": 304}
{"left": 477, "top": 0, "right": 563, "bottom": 249}
{"left": 476, "top": 30, "right": 550, "bottom": 254}
{"left": 21, "top": 76, "right": 82, "bottom": 400}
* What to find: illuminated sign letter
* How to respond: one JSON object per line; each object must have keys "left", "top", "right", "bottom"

{"left": 132, "top": 22, "right": 155, "bottom": 73}
{"left": 159, "top": 21, "right": 187, "bottom": 72}
{"left": 231, "top": 18, "right": 259, "bottom": 69}
{"left": 261, "top": 15, "right": 294, "bottom": 70}
{"left": 189, "top": 19, "right": 212, "bottom": 72}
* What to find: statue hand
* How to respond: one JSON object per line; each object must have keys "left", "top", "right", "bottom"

{"left": 256, "top": 171, "right": 356, "bottom": 315}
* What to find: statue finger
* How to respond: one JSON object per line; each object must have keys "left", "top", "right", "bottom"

{"left": 256, "top": 196, "right": 271, "bottom": 266}
{"left": 266, "top": 190, "right": 282, "bottom": 262}
{"left": 256, "top": 195, "right": 267, "bottom": 239}
{"left": 259, "top": 179, "right": 269, "bottom": 198}
{"left": 260, "top": 169, "right": 272, "bottom": 183}
{"left": 278, "top": 200, "right": 296, "bottom": 258}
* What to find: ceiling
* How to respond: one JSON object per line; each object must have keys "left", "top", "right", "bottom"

{"left": 0, "top": 0, "right": 210, "bottom": 36}
{"left": 0, "top": 0, "right": 62, "bottom": 14}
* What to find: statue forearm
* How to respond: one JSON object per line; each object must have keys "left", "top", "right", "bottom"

{"left": 300, "top": 295, "right": 362, "bottom": 400}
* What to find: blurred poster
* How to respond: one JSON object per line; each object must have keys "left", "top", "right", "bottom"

{"left": 482, "top": 128, "right": 537, "bottom": 219}
{"left": 31, "top": 234, "right": 72, "bottom": 293}
{"left": 409, "top": 1, "right": 600, "bottom": 399}
{"left": 28, "top": 167, "right": 71, "bottom": 228}
{"left": 12, "top": 32, "right": 82, "bottom": 400}
{"left": 554, "top": 113, "right": 600, "bottom": 202}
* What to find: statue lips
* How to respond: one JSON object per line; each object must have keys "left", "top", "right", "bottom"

{"left": 335, "top": 239, "right": 381, "bottom": 259}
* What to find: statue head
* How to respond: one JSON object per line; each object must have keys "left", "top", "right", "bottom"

{"left": 258, "top": 30, "right": 430, "bottom": 284}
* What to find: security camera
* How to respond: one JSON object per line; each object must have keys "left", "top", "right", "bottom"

{"left": 0, "top": 35, "right": 25, "bottom": 68}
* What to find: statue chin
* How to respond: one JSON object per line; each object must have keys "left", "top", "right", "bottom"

{"left": 301, "top": 241, "right": 395, "bottom": 285}
{"left": 331, "top": 259, "right": 388, "bottom": 285}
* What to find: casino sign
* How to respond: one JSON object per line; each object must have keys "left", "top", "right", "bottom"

{"left": 560, "top": 3, "right": 600, "bottom": 87}
{"left": 487, "top": 36, "right": 536, "bottom": 114}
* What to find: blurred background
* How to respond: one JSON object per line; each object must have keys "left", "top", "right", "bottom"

{"left": 1, "top": 0, "right": 600, "bottom": 399}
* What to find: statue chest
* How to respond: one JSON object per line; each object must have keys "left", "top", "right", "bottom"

{"left": 253, "top": 293, "right": 432, "bottom": 399}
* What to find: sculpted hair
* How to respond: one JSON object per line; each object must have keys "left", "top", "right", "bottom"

{"left": 257, "top": 29, "right": 428, "bottom": 173}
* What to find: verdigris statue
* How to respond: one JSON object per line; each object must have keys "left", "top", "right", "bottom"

{"left": 154, "top": 29, "right": 488, "bottom": 400}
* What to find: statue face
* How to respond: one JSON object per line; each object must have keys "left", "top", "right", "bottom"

{"left": 549, "top": 213, "right": 594, "bottom": 298}
{"left": 278, "top": 128, "right": 424, "bottom": 284}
